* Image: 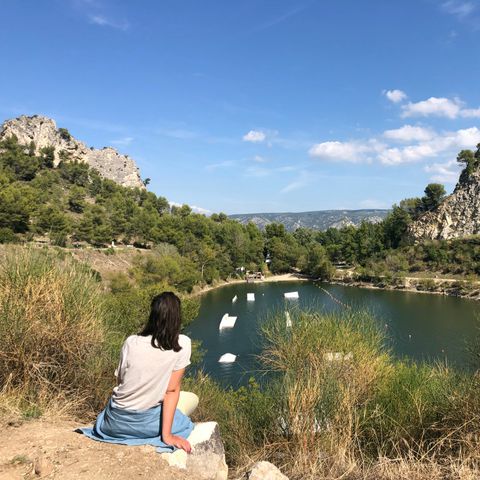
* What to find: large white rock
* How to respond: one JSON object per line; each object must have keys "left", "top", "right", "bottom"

{"left": 161, "top": 422, "right": 228, "bottom": 480}
{"left": 246, "top": 461, "right": 289, "bottom": 480}
{"left": 0, "top": 115, "right": 144, "bottom": 189}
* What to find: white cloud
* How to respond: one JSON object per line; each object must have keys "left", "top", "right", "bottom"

{"left": 243, "top": 130, "right": 266, "bottom": 143}
{"left": 425, "top": 160, "right": 461, "bottom": 183}
{"left": 253, "top": 155, "right": 267, "bottom": 163}
{"left": 402, "top": 97, "right": 463, "bottom": 119}
{"left": 89, "top": 14, "right": 129, "bottom": 30}
{"left": 378, "top": 144, "right": 438, "bottom": 165}
{"left": 399, "top": 96, "right": 480, "bottom": 119}
{"left": 191, "top": 205, "right": 212, "bottom": 215}
{"left": 384, "top": 89, "right": 407, "bottom": 103}
{"left": 310, "top": 127, "right": 480, "bottom": 167}
{"left": 309, "top": 140, "right": 370, "bottom": 163}
{"left": 383, "top": 125, "right": 435, "bottom": 142}
{"left": 169, "top": 201, "right": 211, "bottom": 215}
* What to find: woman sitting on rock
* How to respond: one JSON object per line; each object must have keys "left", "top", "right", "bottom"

{"left": 80, "top": 292, "right": 198, "bottom": 453}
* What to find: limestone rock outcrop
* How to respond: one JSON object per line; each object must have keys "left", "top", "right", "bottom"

{"left": 245, "top": 461, "right": 289, "bottom": 480}
{"left": 161, "top": 422, "right": 228, "bottom": 480}
{"left": 408, "top": 168, "right": 480, "bottom": 241}
{"left": 0, "top": 115, "right": 144, "bottom": 189}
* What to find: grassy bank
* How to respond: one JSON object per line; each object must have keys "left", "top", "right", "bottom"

{"left": 188, "top": 310, "right": 480, "bottom": 478}
{"left": 2, "top": 248, "right": 480, "bottom": 479}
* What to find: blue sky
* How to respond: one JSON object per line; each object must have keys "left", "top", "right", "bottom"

{"left": 1, "top": 0, "right": 480, "bottom": 214}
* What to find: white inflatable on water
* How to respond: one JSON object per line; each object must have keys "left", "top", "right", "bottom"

{"left": 247, "top": 293, "right": 255, "bottom": 301}
{"left": 285, "top": 311, "right": 292, "bottom": 328}
{"left": 219, "top": 313, "right": 237, "bottom": 330}
{"left": 284, "top": 291, "right": 299, "bottom": 299}
{"left": 232, "top": 295, "right": 238, "bottom": 303}
{"left": 218, "top": 353, "right": 237, "bottom": 363}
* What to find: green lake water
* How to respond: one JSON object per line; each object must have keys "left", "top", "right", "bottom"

{"left": 187, "top": 281, "right": 479, "bottom": 387}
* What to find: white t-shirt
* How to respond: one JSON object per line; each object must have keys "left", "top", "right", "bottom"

{"left": 111, "top": 334, "right": 191, "bottom": 411}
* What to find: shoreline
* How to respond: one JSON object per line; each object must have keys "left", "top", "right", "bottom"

{"left": 190, "top": 272, "right": 311, "bottom": 297}
{"left": 328, "top": 276, "right": 480, "bottom": 301}
{"left": 191, "top": 271, "right": 480, "bottom": 302}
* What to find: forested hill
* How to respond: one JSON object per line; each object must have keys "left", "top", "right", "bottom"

{"left": 2, "top": 114, "right": 480, "bottom": 292}
{"left": 229, "top": 210, "right": 389, "bottom": 231}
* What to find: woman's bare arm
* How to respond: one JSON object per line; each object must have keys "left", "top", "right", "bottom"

{"left": 161, "top": 368, "right": 191, "bottom": 453}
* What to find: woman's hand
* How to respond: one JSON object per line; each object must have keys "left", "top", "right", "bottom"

{"left": 162, "top": 434, "right": 192, "bottom": 453}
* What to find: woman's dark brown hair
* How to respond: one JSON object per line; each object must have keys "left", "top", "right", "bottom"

{"left": 139, "top": 292, "right": 182, "bottom": 351}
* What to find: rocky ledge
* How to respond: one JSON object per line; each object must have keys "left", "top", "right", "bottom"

{"left": 408, "top": 168, "right": 480, "bottom": 241}
{"left": 0, "top": 115, "right": 144, "bottom": 189}
{"left": 0, "top": 419, "right": 228, "bottom": 479}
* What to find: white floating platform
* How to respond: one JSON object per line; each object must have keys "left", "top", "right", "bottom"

{"left": 247, "top": 293, "right": 255, "bottom": 301}
{"left": 232, "top": 295, "right": 237, "bottom": 303}
{"left": 284, "top": 291, "right": 299, "bottom": 299}
{"left": 218, "top": 353, "right": 237, "bottom": 363}
{"left": 285, "top": 311, "right": 292, "bottom": 328}
{"left": 219, "top": 313, "right": 237, "bottom": 330}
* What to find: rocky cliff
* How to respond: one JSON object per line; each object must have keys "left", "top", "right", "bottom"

{"left": 0, "top": 115, "right": 144, "bottom": 189}
{"left": 408, "top": 168, "right": 480, "bottom": 241}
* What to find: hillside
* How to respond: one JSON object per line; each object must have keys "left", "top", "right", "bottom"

{"left": 409, "top": 147, "right": 480, "bottom": 241}
{"left": 0, "top": 115, "right": 143, "bottom": 189}
{"left": 229, "top": 209, "right": 389, "bottom": 231}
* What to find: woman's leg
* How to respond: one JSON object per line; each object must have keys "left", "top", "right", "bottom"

{"left": 177, "top": 391, "right": 199, "bottom": 416}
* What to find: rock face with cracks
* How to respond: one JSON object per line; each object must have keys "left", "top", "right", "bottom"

{"left": 408, "top": 168, "right": 480, "bottom": 241}
{"left": 0, "top": 115, "right": 144, "bottom": 189}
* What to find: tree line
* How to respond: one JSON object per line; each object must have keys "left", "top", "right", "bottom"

{"left": 1, "top": 136, "right": 480, "bottom": 289}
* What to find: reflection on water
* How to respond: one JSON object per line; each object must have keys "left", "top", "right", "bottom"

{"left": 186, "top": 281, "right": 479, "bottom": 387}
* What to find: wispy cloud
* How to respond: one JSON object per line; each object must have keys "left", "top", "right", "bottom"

{"left": 89, "top": 14, "right": 129, "bottom": 30}
{"left": 111, "top": 136, "right": 133, "bottom": 146}
{"left": 254, "top": 5, "right": 308, "bottom": 32}
{"left": 70, "top": 0, "right": 130, "bottom": 31}
{"left": 442, "top": 0, "right": 476, "bottom": 19}
{"left": 439, "top": 0, "right": 480, "bottom": 30}
{"left": 281, "top": 170, "right": 311, "bottom": 193}
{"left": 157, "top": 127, "right": 200, "bottom": 140}
{"left": 205, "top": 160, "right": 236, "bottom": 171}
{"left": 424, "top": 159, "right": 461, "bottom": 183}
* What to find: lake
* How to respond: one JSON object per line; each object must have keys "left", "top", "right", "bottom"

{"left": 187, "top": 281, "right": 479, "bottom": 387}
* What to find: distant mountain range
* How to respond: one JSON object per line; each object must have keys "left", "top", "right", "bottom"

{"left": 229, "top": 209, "right": 390, "bottom": 231}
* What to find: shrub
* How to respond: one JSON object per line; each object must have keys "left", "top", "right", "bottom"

{"left": 0, "top": 247, "right": 112, "bottom": 418}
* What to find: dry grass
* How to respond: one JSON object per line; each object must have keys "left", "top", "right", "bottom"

{"left": 0, "top": 247, "right": 112, "bottom": 422}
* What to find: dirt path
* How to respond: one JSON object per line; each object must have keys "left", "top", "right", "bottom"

{"left": 0, "top": 419, "right": 196, "bottom": 480}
